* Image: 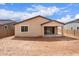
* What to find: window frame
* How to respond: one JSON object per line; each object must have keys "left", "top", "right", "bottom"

{"left": 4, "top": 25, "right": 8, "bottom": 30}
{"left": 77, "top": 27, "right": 79, "bottom": 30}
{"left": 21, "top": 26, "right": 28, "bottom": 32}
{"left": 71, "top": 27, "right": 73, "bottom": 30}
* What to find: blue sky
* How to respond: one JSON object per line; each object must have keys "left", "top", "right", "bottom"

{"left": 0, "top": 3, "right": 79, "bottom": 22}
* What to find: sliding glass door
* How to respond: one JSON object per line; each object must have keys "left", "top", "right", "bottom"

{"left": 44, "top": 26, "right": 55, "bottom": 35}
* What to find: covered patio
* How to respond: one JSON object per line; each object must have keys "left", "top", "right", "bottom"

{"left": 41, "top": 21, "right": 64, "bottom": 37}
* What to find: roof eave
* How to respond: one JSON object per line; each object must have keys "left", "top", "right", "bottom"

{"left": 15, "top": 15, "right": 64, "bottom": 25}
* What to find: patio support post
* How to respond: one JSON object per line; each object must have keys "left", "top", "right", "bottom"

{"left": 61, "top": 26, "right": 63, "bottom": 36}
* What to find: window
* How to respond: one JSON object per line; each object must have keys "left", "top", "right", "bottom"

{"left": 4, "top": 25, "right": 8, "bottom": 30}
{"left": 77, "top": 27, "right": 79, "bottom": 30}
{"left": 21, "top": 26, "right": 28, "bottom": 32}
{"left": 44, "top": 27, "right": 55, "bottom": 35}
{"left": 71, "top": 27, "right": 73, "bottom": 30}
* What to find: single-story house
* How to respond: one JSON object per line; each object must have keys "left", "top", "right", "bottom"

{"left": 0, "top": 20, "right": 16, "bottom": 38}
{"left": 63, "top": 19, "right": 79, "bottom": 39}
{"left": 15, "top": 15, "right": 64, "bottom": 37}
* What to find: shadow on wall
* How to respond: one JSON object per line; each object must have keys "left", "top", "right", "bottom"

{"left": 12, "top": 36, "right": 78, "bottom": 42}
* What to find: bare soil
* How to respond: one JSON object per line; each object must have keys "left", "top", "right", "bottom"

{"left": 0, "top": 36, "right": 79, "bottom": 56}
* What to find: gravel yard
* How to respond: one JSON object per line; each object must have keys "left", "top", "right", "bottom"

{"left": 0, "top": 36, "right": 79, "bottom": 56}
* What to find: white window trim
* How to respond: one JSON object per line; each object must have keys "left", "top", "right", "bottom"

{"left": 21, "top": 25, "right": 29, "bottom": 32}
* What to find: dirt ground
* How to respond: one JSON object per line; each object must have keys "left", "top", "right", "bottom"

{"left": 0, "top": 36, "right": 79, "bottom": 56}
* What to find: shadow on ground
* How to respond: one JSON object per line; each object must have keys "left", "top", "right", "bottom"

{"left": 12, "top": 36, "right": 78, "bottom": 42}
{"left": 0, "top": 35, "right": 14, "bottom": 39}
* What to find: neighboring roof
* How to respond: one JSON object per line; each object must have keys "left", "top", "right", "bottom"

{"left": 0, "top": 19, "right": 16, "bottom": 25}
{"left": 65, "top": 19, "right": 79, "bottom": 24}
{"left": 15, "top": 15, "right": 64, "bottom": 25}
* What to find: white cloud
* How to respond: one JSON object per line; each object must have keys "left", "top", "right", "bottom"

{"left": 0, "top": 5, "right": 60, "bottom": 21}
{"left": 0, "top": 9, "right": 33, "bottom": 21}
{"left": 0, "top": 3, "right": 14, "bottom": 5}
{"left": 0, "top": 9, "right": 14, "bottom": 19}
{"left": 1, "top": 4, "right": 78, "bottom": 23}
{"left": 0, "top": 3, "right": 6, "bottom": 5}
{"left": 26, "top": 5, "right": 60, "bottom": 16}
{"left": 57, "top": 14, "right": 79, "bottom": 23}
{"left": 26, "top": 8, "right": 36, "bottom": 12}
{"left": 74, "top": 14, "right": 79, "bottom": 19}
{"left": 63, "top": 10, "right": 69, "bottom": 12}
{"left": 57, "top": 15, "right": 74, "bottom": 23}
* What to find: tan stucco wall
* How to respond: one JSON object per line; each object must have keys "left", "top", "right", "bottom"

{"left": 42, "top": 21, "right": 63, "bottom": 36}
{"left": 15, "top": 17, "right": 64, "bottom": 37}
{"left": 15, "top": 17, "right": 49, "bottom": 37}
{"left": 0, "top": 24, "right": 15, "bottom": 38}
